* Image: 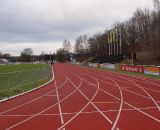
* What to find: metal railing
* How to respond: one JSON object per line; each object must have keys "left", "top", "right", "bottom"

{"left": 0, "top": 66, "right": 52, "bottom": 98}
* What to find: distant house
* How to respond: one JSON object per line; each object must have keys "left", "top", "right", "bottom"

{"left": 0, "top": 58, "right": 9, "bottom": 64}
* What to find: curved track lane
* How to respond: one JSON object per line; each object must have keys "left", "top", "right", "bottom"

{"left": 0, "top": 63, "right": 160, "bottom": 130}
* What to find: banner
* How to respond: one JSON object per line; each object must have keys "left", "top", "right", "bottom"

{"left": 121, "top": 65, "right": 144, "bottom": 73}
{"left": 110, "top": 31, "right": 111, "bottom": 44}
{"left": 144, "top": 66, "right": 160, "bottom": 76}
{"left": 104, "top": 63, "right": 116, "bottom": 70}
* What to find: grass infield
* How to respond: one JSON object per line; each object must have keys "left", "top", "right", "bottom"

{"left": 0, "top": 64, "right": 52, "bottom": 99}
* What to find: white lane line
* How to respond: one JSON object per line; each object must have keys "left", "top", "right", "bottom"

{"left": 99, "top": 88, "right": 160, "bottom": 123}
{"left": 106, "top": 71, "right": 160, "bottom": 94}
{"left": 126, "top": 78, "right": 160, "bottom": 112}
{"left": 121, "top": 88, "right": 151, "bottom": 99}
{"left": 99, "top": 78, "right": 150, "bottom": 99}
{"left": 0, "top": 79, "right": 68, "bottom": 115}
{"left": 121, "top": 87, "right": 132, "bottom": 89}
{"left": 91, "top": 102, "right": 113, "bottom": 124}
{"left": 104, "top": 74, "right": 160, "bottom": 94}
{"left": 92, "top": 101, "right": 119, "bottom": 104}
{"left": 45, "top": 95, "right": 64, "bottom": 97}
{"left": 57, "top": 69, "right": 120, "bottom": 130}
{"left": 0, "top": 114, "right": 33, "bottom": 117}
{"left": 55, "top": 81, "right": 65, "bottom": 130}
{"left": 57, "top": 76, "right": 101, "bottom": 130}
{"left": 0, "top": 66, "right": 55, "bottom": 103}
{"left": 88, "top": 70, "right": 160, "bottom": 111}
{"left": 111, "top": 80, "right": 123, "bottom": 130}
{"left": 82, "top": 72, "right": 123, "bottom": 130}
{"left": 98, "top": 78, "right": 150, "bottom": 99}
{"left": 5, "top": 71, "right": 83, "bottom": 130}
{"left": 80, "top": 69, "right": 160, "bottom": 123}
{"left": 1, "top": 106, "right": 157, "bottom": 117}
{"left": 133, "top": 77, "right": 160, "bottom": 87}
{"left": 142, "top": 87, "right": 160, "bottom": 93}
{"left": 0, "top": 67, "right": 67, "bottom": 115}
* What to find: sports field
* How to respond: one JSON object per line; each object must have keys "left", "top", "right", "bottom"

{"left": 0, "top": 64, "right": 51, "bottom": 99}
{"left": 0, "top": 64, "right": 49, "bottom": 73}
{"left": 0, "top": 63, "right": 160, "bottom": 130}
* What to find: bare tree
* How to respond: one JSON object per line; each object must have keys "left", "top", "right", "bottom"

{"left": 153, "top": 0, "right": 160, "bottom": 11}
{"left": 56, "top": 48, "right": 66, "bottom": 62}
{"left": 63, "top": 39, "right": 71, "bottom": 53}
{"left": 20, "top": 48, "right": 33, "bottom": 62}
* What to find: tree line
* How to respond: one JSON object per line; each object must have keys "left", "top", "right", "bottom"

{"left": 0, "top": 48, "right": 56, "bottom": 63}
{"left": 71, "top": 0, "right": 160, "bottom": 63}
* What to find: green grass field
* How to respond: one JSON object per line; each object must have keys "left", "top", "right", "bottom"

{"left": 0, "top": 63, "right": 52, "bottom": 100}
{"left": 0, "top": 63, "right": 49, "bottom": 73}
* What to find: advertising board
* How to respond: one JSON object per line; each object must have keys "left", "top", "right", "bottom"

{"left": 144, "top": 66, "right": 160, "bottom": 76}
{"left": 104, "top": 63, "right": 116, "bottom": 70}
{"left": 121, "top": 65, "right": 144, "bottom": 73}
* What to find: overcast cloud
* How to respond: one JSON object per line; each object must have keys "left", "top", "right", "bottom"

{"left": 0, "top": 0, "right": 153, "bottom": 55}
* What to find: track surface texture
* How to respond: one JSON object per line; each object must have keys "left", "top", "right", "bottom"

{"left": 0, "top": 63, "right": 160, "bottom": 130}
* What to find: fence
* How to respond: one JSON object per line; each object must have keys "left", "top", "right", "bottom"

{"left": 121, "top": 65, "right": 144, "bottom": 73}
{"left": 88, "top": 62, "right": 160, "bottom": 77}
{"left": 0, "top": 66, "right": 52, "bottom": 98}
{"left": 88, "top": 62, "right": 116, "bottom": 70}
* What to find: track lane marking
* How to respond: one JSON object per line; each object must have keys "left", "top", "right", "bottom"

{"left": 93, "top": 101, "right": 119, "bottom": 104}
{"left": 1, "top": 106, "right": 157, "bottom": 117}
{"left": 99, "top": 88, "right": 160, "bottom": 123}
{"left": 125, "top": 78, "right": 160, "bottom": 111}
{"left": 44, "top": 95, "right": 64, "bottom": 97}
{"left": 55, "top": 81, "right": 65, "bottom": 130}
{"left": 86, "top": 69, "right": 160, "bottom": 111}
{"left": 5, "top": 67, "right": 83, "bottom": 130}
{"left": 0, "top": 79, "right": 68, "bottom": 115}
{"left": 81, "top": 72, "right": 123, "bottom": 130}
{"left": 58, "top": 68, "right": 120, "bottom": 130}
{"left": 88, "top": 68, "right": 160, "bottom": 93}
{"left": 57, "top": 76, "right": 102, "bottom": 130}
{"left": 73, "top": 67, "right": 160, "bottom": 123}
{"left": 98, "top": 78, "right": 151, "bottom": 99}
{"left": 0, "top": 67, "right": 67, "bottom": 115}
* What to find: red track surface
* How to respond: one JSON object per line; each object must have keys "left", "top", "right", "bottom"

{"left": 0, "top": 63, "right": 160, "bottom": 130}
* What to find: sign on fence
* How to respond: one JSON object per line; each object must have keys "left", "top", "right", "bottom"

{"left": 104, "top": 63, "right": 116, "bottom": 70}
{"left": 89, "top": 63, "right": 97, "bottom": 67}
{"left": 144, "top": 66, "right": 160, "bottom": 76}
{"left": 121, "top": 65, "right": 144, "bottom": 73}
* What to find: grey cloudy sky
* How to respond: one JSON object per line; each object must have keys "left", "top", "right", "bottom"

{"left": 0, "top": 0, "right": 153, "bottom": 56}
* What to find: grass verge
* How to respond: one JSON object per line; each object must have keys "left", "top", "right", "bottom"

{"left": 0, "top": 64, "right": 52, "bottom": 100}
{"left": 0, "top": 77, "right": 52, "bottom": 100}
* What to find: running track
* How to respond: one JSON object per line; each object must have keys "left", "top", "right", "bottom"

{"left": 0, "top": 63, "right": 160, "bottom": 130}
